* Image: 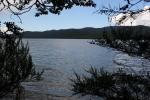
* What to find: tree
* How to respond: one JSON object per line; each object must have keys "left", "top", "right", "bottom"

{"left": 0, "top": 0, "right": 149, "bottom": 99}
{"left": 96, "top": 0, "right": 150, "bottom": 25}
{"left": 70, "top": 1, "right": 150, "bottom": 99}
{"left": 0, "top": 22, "right": 34, "bottom": 99}
{"left": 0, "top": 0, "right": 96, "bottom": 16}
{"left": 0, "top": 0, "right": 96, "bottom": 99}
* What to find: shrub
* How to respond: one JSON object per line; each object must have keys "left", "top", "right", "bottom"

{"left": 0, "top": 22, "right": 35, "bottom": 99}
{"left": 71, "top": 67, "right": 150, "bottom": 100}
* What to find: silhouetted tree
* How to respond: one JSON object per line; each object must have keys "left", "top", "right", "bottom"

{"left": 0, "top": 22, "right": 35, "bottom": 99}
{"left": 0, "top": 0, "right": 96, "bottom": 99}
{"left": 0, "top": 0, "right": 96, "bottom": 17}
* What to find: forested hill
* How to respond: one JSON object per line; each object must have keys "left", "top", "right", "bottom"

{"left": 23, "top": 26, "right": 150, "bottom": 39}
{"left": 23, "top": 27, "right": 102, "bottom": 39}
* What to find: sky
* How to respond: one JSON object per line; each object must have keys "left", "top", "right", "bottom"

{"left": 0, "top": 0, "right": 150, "bottom": 31}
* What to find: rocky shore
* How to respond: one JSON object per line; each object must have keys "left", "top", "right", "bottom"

{"left": 92, "top": 39, "right": 150, "bottom": 59}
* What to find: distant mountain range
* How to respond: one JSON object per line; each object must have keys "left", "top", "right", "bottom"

{"left": 23, "top": 26, "right": 150, "bottom": 39}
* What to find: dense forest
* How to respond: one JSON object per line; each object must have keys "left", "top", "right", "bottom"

{"left": 23, "top": 26, "right": 150, "bottom": 39}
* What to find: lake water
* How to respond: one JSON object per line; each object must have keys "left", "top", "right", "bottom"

{"left": 22, "top": 39, "right": 150, "bottom": 100}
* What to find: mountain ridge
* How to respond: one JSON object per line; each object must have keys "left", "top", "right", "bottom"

{"left": 23, "top": 26, "right": 150, "bottom": 39}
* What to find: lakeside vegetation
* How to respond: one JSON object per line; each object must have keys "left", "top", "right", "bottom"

{"left": 71, "top": 67, "right": 150, "bottom": 100}
{"left": 0, "top": 0, "right": 149, "bottom": 99}
{"left": 0, "top": 22, "right": 43, "bottom": 99}
{"left": 71, "top": 25, "right": 150, "bottom": 100}
{"left": 93, "top": 26, "right": 150, "bottom": 59}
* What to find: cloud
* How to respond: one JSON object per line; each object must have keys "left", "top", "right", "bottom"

{"left": 1, "top": 26, "right": 8, "bottom": 33}
{"left": 144, "top": 6, "right": 150, "bottom": 10}
{"left": 0, "top": 26, "right": 13, "bottom": 34}
{"left": 112, "top": 6, "right": 150, "bottom": 26}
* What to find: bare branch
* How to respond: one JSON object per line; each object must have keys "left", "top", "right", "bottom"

{"left": 96, "top": 0, "right": 150, "bottom": 25}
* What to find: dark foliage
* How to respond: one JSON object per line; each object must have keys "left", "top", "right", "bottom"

{"left": 99, "top": 26, "right": 150, "bottom": 41}
{"left": 23, "top": 26, "right": 150, "bottom": 39}
{"left": 96, "top": 26, "right": 150, "bottom": 59}
{"left": 23, "top": 27, "right": 102, "bottom": 39}
{"left": 71, "top": 67, "right": 150, "bottom": 100}
{"left": 0, "top": 22, "right": 35, "bottom": 98}
{"left": 0, "top": 0, "right": 95, "bottom": 16}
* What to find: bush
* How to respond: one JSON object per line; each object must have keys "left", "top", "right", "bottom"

{"left": 0, "top": 22, "right": 35, "bottom": 99}
{"left": 71, "top": 67, "right": 150, "bottom": 100}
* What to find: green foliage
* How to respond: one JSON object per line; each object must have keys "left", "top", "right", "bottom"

{"left": 0, "top": 22, "right": 36, "bottom": 98}
{"left": 71, "top": 67, "right": 150, "bottom": 100}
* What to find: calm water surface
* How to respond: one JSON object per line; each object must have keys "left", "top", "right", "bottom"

{"left": 22, "top": 39, "right": 150, "bottom": 100}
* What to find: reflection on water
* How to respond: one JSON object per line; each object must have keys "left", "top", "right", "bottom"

{"left": 22, "top": 39, "right": 149, "bottom": 100}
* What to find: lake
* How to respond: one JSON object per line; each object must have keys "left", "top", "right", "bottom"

{"left": 22, "top": 39, "right": 150, "bottom": 100}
